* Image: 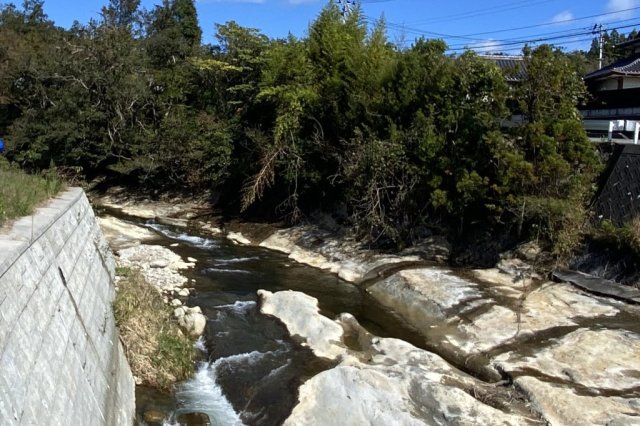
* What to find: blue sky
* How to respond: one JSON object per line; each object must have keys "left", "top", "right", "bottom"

{"left": 25, "top": 0, "right": 640, "bottom": 53}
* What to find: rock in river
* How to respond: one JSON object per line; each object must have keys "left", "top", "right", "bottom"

{"left": 259, "top": 290, "right": 537, "bottom": 426}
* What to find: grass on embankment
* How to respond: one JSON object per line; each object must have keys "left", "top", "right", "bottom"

{"left": 0, "top": 158, "right": 64, "bottom": 227}
{"left": 114, "top": 267, "right": 196, "bottom": 391}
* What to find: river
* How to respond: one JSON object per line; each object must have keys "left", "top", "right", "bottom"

{"left": 131, "top": 221, "right": 427, "bottom": 425}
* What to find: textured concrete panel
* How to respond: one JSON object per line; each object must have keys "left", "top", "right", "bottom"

{"left": 0, "top": 188, "right": 135, "bottom": 426}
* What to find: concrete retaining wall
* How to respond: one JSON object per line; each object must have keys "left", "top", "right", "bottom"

{"left": 0, "top": 188, "right": 135, "bottom": 425}
{"left": 594, "top": 144, "right": 640, "bottom": 225}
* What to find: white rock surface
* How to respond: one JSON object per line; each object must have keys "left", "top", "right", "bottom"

{"left": 473, "top": 268, "right": 534, "bottom": 298}
{"left": 97, "top": 216, "right": 158, "bottom": 250}
{"left": 117, "top": 245, "right": 194, "bottom": 291}
{"left": 368, "top": 268, "right": 486, "bottom": 329}
{"left": 496, "top": 328, "right": 640, "bottom": 391}
{"left": 516, "top": 376, "right": 640, "bottom": 426}
{"left": 177, "top": 307, "right": 207, "bottom": 338}
{"left": 94, "top": 194, "right": 202, "bottom": 221}
{"left": 262, "top": 290, "right": 535, "bottom": 426}
{"left": 260, "top": 228, "right": 421, "bottom": 283}
{"left": 227, "top": 231, "right": 252, "bottom": 245}
{"left": 447, "top": 283, "right": 620, "bottom": 355}
{"left": 258, "top": 290, "right": 347, "bottom": 361}
{"left": 150, "top": 260, "right": 168, "bottom": 269}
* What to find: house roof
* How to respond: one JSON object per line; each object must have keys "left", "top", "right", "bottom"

{"left": 585, "top": 55, "right": 640, "bottom": 81}
{"left": 482, "top": 55, "right": 526, "bottom": 82}
{"left": 615, "top": 36, "right": 640, "bottom": 50}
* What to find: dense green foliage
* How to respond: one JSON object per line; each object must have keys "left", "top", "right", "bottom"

{"left": 0, "top": 1, "right": 602, "bottom": 256}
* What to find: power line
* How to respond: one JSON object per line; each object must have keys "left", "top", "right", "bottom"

{"left": 444, "top": 20, "right": 636, "bottom": 49}
{"left": 363, "top": 13, "right": 640, "bottom": 46}
{"left": 447, "top": 21, "right": 640, "bottom": 52}
{"left": 458, "top": 6, "right": 640, "bottom": 38}
{"left": 403, "top": 0, "right": 555, "bottom": 26}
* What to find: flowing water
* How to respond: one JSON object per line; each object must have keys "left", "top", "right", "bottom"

{"left": 130, "top": 221, "right": 427, "bottom": 426}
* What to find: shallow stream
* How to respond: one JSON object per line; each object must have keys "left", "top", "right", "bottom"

{"left": 130, "top": 221, "right": 427, "bottom": 425}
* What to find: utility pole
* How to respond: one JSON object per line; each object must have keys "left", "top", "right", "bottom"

{"left": 593, "top": 24, "right": 604, "bottom": 69}
{"left": 336, "top": 0, "right": 357, "bottom": 20}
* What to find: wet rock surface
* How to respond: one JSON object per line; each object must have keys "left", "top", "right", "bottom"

{"left": 258, "top": 226, "right": 640, "bottom": 425}
{"left": 260, "top": 290, "right": 539, "bottom": 425}
{"left": 97, "top": 215, "right": 159, "bottom": 250}
{"left": 259, "top": 290, "right": 348, "bottom": 361}
{"left": 259, "top": 226, "right": 425, "bottom": 283}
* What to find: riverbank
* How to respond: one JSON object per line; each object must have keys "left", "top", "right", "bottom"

{"left": 113, "top": 267, "right": 196, "bottom": 391}
{"left": 93, "top": 194, "right": 640, "bottom": 425}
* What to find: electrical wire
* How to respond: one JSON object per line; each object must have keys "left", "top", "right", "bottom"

{"left": 458, "top": 6, "right": 640, "bottom": 38}
{"left": 403, "top": 0, "right": 556, "bottom": 26}
{"left": 447, "top": 22, "right": 640, "bottom": 52}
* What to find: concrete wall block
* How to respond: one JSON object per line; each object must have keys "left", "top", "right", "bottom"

{"left": 0, "top": 280, "right": 20, "bottom": 348}
{"left": 0, "top": 189, "right": 135, "bottom": 426}
{"left": 64, "top": 245, "right": 98, "bottom": 304}
{"left": 0, "top": 385, "right": 19, "bottom": 426}
{"left": 0, "top": 239, "right": 27, "bottom": 277}
{"left": 10, "top": 253, "right": 39, "bottom": 302}
{"left": 62, "top": 219, "right": 92, "bottom": 273}
{"left": 0, "top": 339, "right": 28, "bottom": 419}
{"left": 68, "top": 324, "right": 89, "bottom": 359}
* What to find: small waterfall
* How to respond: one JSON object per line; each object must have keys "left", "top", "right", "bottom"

{"left": 169, "top": 361, "right": 245, "bottom": 426}
{"left": 146, "top": 222, "right": 219, "bottom": 249}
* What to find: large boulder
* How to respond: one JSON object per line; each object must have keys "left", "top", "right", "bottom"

{"left": 226, "top": 231, "right": 251, "bottom": 245}
{"left": 258, "top": 290, "right": 347, "bottom": 361}
{"left": 367, "top": 267, "right": 487, "bottom": 329}
{"left": 177, "top": 306, "right": 207, "bottom": 338}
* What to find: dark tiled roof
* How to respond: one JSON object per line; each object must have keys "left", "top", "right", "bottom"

{"left": 482, "top": 55, "right": 526, "bottom": 82}
{"left": 614, "top": 36, "right": 640, "bottom": 50}
{"left": 585, "top": 55, "right": 640, "bottom": 80}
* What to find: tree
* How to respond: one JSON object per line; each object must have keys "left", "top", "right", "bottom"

{"left": 512, "top": 45, "right": 601, "bottom": 256}
{"left": 101, "top": 0, "right": 143, "bottom": 34}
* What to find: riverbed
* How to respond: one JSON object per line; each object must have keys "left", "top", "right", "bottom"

{"left": 129, "top": 220, "right": 428, "bottom": 425}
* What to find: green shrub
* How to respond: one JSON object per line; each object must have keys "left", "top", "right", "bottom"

{"left": 591, "top": 218, "right": 640, "bottom": 258}
{"left": 0, "top": 159, "right": 64, "bottom": 227}
{"left": 113, "top": 267, "right": 196, "bottom": 391}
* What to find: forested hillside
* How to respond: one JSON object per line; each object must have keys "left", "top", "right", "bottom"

{"left": 0, "top": 0, "right": 602, "bottom": 257}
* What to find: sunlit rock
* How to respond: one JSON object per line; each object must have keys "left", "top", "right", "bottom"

{"left": 516, "top": 376, "right": 640, "bottom": 425}
{"left": 97, "top": 216, "right": 157, "bottom": 250}
{"left": 496, "top": 328, "right": 640, "bottom": 391}
{"left": 227, "top": 231, "right": 251, "bottom": 245}
{"left": 258, "top": 290, "right": 348, "bottom": 361}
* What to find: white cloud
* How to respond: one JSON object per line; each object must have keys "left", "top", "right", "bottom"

{"left": 604, "top": 0, "right": 639, "bottom": 19}
{"left": 550, "top": 10, "right": 574, "bottom": 25}
{"left": 468, "top": 39, "right": 503, "bottom": 53}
